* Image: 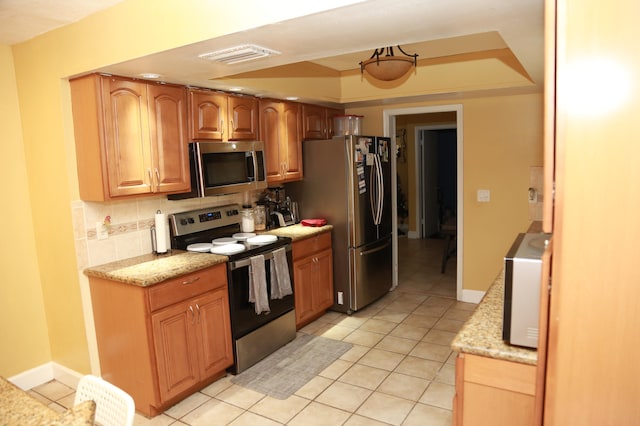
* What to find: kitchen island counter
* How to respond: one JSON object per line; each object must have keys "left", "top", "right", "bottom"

{"left": 451, "top": 269, "right": 537, "bottom": 365}
{"left": 84, "top": 251, "right": 227, "bottom": 287}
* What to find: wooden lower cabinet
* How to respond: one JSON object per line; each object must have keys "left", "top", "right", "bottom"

{"left": 292, "top": 231, "right": 334, "bottom": 328}
{"left": 453, "top": 353, "right": 536, "bottom": 426}
{"left": 89, "top": 264, "right": 233, "bottom": 417}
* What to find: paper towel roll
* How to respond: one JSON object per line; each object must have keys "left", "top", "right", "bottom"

{"left": 155, "top": 210, "right": 168, "bottom": 254}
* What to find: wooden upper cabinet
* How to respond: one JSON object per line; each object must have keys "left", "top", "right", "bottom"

{"left": 302, "top": 103, "right": 327, "bottom": 140}
{"left": 326, "top": 107, "right": 344, "bottom": 139}
{"left": 188, "top": 90, "right": 258, "bottom": 141}
{"left": 228, "top": 95, "right": 258, "bottom": 140}
{"left": 102, "top": 78, "right": 152, "bottom": 197}
{"left": 302, "top": 104, "right": 345, "bottom": 140}
{"left": 188, "top": 90, "right": 226, "bottom": 140}
{"left": 259, "top": 99, "right": 303, "bottom": 184}
{"left": 260, "top": 100, "right": 282, "bottom": 181}
{"left": 147, "top": 84, "right": 190, "bottom": 194}
{"left": 70, "top": 74, "right": 189, "bottom": 201}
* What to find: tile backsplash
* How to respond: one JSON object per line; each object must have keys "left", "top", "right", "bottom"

{"left": 72, "top": 193, "right": 252, "bottom": 270}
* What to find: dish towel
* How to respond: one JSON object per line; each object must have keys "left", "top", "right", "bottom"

{"left": 270, "top": 247, "right": 293, "bottom": 299}
{"left": 249, "top": 254, "right": 270, "bottom": 314}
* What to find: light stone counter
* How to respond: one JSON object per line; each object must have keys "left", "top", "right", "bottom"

{"left": 451, "top": 269, "right": 537, "bottom": 365}
{"left": 0, "top": 376, "right": 95, "bottom": 424}
{"left": 84, "top": 251, "right": 227, "bottom": 287}
{"left": 260, "top": 223, "right": 333, "bottom": 241}
{"left": 83, "top": 224, "right": 332, "bottom": 287}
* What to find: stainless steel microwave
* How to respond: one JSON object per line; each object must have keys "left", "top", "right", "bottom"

{"left": 169, "top": 141, "right": 267, "bottom": 199}
{"left": 503, "top": 232, "right": 550, "bottom": 349}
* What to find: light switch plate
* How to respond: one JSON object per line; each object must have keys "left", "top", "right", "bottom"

{"left": 477, "top": 189, "right": 491, "bottom": 202}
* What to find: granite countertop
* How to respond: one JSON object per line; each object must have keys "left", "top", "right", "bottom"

{"left": 451, "top": 269, "right": 537, "bottom": 365}
{"left": 0, "top": 376, "right": 95, "bottom": 424}
{"left": 84, "top": 224, "right": 332, "bottom": 287}
{"left": 84, "top": 251, "right": 228, "bottom": 287}
{"left": 261, "top": 223, "right": 333, "bottom": 241}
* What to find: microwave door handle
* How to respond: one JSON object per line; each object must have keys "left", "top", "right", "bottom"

{"left": 195, "top": 143, "right": 206, "bottom": 196}
{"left": 247, "top": 151, "right": 257, "bottom": 182}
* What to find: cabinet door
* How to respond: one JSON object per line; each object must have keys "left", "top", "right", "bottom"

{"left": 147, "top": 84, "right": 190, "bottom": 194}
{"left": 228, "top": 96, "right": 258, "bottom": 140}
{"left": 302, "top": 104, "right": 327, "bottom": 140}
{"left": 325, "top": 107, "right": 344, "bottom": 138}
{"left": 152, "top": 301, "right": 200, "bottom": 402}
{"left": 281, "top": 101, "right": 303, "bottom": 182}
{"left": 189, "top": 90, "right": 227, "bottom": 140}
{"left": 293, "top": 256, "right": 316, "bottom": 326}
{"left": 194, "top": 288, "right": 234, "bottom": 378}
{"left": 259, "top": 100, "right": 283, "bottom": 182}
{"left": 313, "top": 248, "right": 334, "bottom": 311}
{"left": 102, "top": 77, "right": 152, "bottom": 196}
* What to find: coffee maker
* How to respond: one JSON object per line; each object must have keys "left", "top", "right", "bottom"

{"left": 260, "top": 187, "right": 296, "bottom": 228}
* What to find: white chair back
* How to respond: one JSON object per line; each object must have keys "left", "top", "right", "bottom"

{"left": 74, "top": 375, "right": 135, "bottom": 426}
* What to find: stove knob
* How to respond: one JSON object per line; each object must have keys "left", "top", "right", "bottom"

{"left": 180, "top": 218, "right": 188, "bottom": 226}
{"left": 188, "top": 217, "right": 195, "bottom": 224}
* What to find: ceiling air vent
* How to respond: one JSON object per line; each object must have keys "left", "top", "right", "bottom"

{"left": 198, "top": 44, "right": 281, "bottom": 64}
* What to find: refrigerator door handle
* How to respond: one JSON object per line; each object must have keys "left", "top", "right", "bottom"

{"left": 369, "top": 160, "right": 377, "bottom": 224}
{"left": 374, "top": 154, "right": 384, "bottom": 225}
{"left": 359, "top": 238, "right": 392, "bottom": 256}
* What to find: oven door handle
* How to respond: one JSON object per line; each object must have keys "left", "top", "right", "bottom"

{"left": 228, "top": 245, "right": 291, "bottom": 271}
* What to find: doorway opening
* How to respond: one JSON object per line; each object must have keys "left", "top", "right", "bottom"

{"left": 417, "top": 127, "right": 457, "bottom": 239}
{"left": 383, "top": 105, "right": 463, "bottom": 300}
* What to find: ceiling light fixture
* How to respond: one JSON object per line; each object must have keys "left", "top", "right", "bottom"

{"left": 360, "top": 46, "right": 418, "bottom": 81}
{"left": 198, "top": 44, "right": 281, "bottom": 64}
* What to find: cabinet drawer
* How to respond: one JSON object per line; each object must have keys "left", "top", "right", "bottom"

{"left": 148, "top": 265, "right": 227, "bottom": 312}
{"left": 293, "top": 232, "right": 332, "bottom": 260}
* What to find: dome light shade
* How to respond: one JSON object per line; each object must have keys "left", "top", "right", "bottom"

{"left": 360, "top": 46, "right": 418, "bottom": 81}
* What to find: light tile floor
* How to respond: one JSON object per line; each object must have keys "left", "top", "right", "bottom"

{"left": 29, "top": 236, "right": 474, "bottom": 425}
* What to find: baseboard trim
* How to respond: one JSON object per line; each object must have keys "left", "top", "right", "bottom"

{"left": 8, "top": 362, "right": 83, "bottom": 391}
{"left": 461, "top": 289, "right": 485, "bottom": 304}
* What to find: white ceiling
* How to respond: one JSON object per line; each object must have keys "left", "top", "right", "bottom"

{"left": 0, "top": 0, "right": 124, "bottom": 45}
{"left": 1, "top": 0, "right": 544, "bottom": 103}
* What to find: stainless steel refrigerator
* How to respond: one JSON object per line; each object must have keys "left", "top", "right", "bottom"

{"left": 286, "top": 135, "right": 393, "bottom": 314}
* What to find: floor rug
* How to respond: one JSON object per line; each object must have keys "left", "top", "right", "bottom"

{"left": 230, "top": 334, "right": 352, "bottom": 399}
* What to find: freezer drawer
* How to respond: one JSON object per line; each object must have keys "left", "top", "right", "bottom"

{"left": 349, "top": 235, "right": 392, "bottom": 311}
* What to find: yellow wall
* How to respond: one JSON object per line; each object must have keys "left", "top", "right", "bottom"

{"left": 6, "top": 0, "right": 361, "bottom": 376}
{"left": 348, "top": 93, "right": 543, "bottom": 292}
{"left": 0, "top": 44, "right": 52, "bottom": 375}
{"left": 3, "top": 0, "right": 543, "bottom": 376}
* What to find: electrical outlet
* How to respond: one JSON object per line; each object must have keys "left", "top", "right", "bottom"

{"left": 477, "top": 189, "right": 491, "bottom": 202}
{"left": 96, "top": 221, "right": 108, "bottom": 240}
{"left": 337, "top": 292, "right": 344, "bottom": 305}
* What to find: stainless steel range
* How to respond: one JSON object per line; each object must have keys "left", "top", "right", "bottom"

{"left": 169, "top": 204, "right": 296, "bottom": 374}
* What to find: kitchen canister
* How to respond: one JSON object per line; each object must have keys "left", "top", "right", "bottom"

{"left": 241, "top": 207, "right": 255, "bottom": 233}
{"left": 254, "top": 205, "right": 266, "bottom": 231}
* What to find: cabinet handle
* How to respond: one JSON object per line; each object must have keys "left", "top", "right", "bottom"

{"left": 181, "top": 276, "right": 201, "bottom": 285}
{"left": 189, "top": 305, "right": 195, "bottom": 324}
{"left": 147, "top": 169, "right": 152, "bottom": 185}
{"left": 195, "top": 303, "right": 201, "bottom": 323}
{"left": 155, "top": 168, "right": 160, "bottom": 185}
{"left": 230, "top": 120, "right": 234, "bottom": 132}
{"left": 221, "top": 120, "right": 224, "bottom": 136}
